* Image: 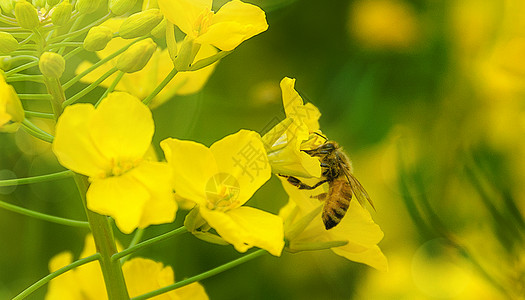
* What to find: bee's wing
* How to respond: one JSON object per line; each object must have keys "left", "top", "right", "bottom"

{"left": 341, "top": 166, "right": 375, "bottom": 210}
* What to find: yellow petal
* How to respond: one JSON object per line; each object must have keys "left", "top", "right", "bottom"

{"left": 158, "top": 0, "right": 211, "bottom": 36}
{"left": 123, "top": 257, "right": 178, "bottom": 299}
{"left": 280, "top": 77, "right": 321, "bottom": 131}
{"left": 197, "top": 0, "right": 268, "bottom": 51}
{"left": 175, "top": 282, "right": 210, "bottom": 300}
{"left": 210, "top": 129, "right": 271, "bottom": 206}
{"left": 200, "top": 206, "right": 284, "bottom": 256}
{"left": 87, "top": 174, "right": 149, "bottom": 234}
{"left": 161, "top": 137, "right": 218, "bottom": 205}
{"left": 52, "top": 104, "right": 111, "bottom": 177}
{"left": 128, "top": 161, "right": 178, "bottom": 228}
{"left": 90, "top": 92, "right": 154, "bottom": 162}
{"left": 332, "top": 245, "right": 388, "bottom": 271}
{"left": 264, "top": 118, "right": 322, "bottom": 178}
{"left": 46, "top": 252, "right": 83, "bottom": 300}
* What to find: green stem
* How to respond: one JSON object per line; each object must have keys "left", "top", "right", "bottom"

{"left": 120, "top": 228, "right": 144, "bottom": 264}
{"left": 4, "top": 61, "right": 38, "bottom": 76}
{"left": 96, "top": 71, "right": 124, "bottom": 107}
{"left": 24, "top": 110, "right": 54, "bottom": 119}
{"left": 0, "top": 170, "right": 72, "bottom": 187}
{"left": 131, "top": 249, "right": 267, "bottom": 300}
{"left": 48, "top": 13, "right": 112, "bottom": 44}
{"left": 142, "top": 68, "right": 178, "bottom": 106}
{"left": 74, "top": 175, "right": 130, "bottom": 300}
{"left": 21, "top": 118, "right": 54, "bottom": 143}
{"left": 18, "top": 94, "right": 53, "bottom": 100}
{"left": 63, "top": 37, "right": 146, "bottom": 90}
{"left": 12, "top": 253, "right": 101, "bottom": 300}
{"left": 45, "top": 41, "right": 83, "bottom": 51}
{"left": 43, "top": 76, "right": 67, "bottom": 119}
{"left": 63, "top": 47, "right": 84, "bottom": 60}
{"left": 0, "top": 15, "right": 19, "bottom": 26}
{"left": 112, "top": 226, "right": 188, "bottom": 261}
{"left": 6, "top": 74, "right": 45, "bottom": 83}
{"left": 0, "top": 199, "right": 89, "bottom": 228}
{"left": 62, "top": 67, "right": 118, "bottom": 107}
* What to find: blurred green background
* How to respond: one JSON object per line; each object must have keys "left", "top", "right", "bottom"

{"left": 1, "top": 0, "right": 525, "bottom": 299}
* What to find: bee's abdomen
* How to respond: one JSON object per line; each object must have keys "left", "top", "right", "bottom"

{"left": 322, "top": 180, "right": 352, "bottom": 230}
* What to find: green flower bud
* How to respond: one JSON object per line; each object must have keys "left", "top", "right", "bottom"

{"left": 32, "top": 0, "right": 45, "bottom": 7}
{"left": 39, "top": 52, "right": 65, "bottom": 78}
{"left": 0, "top": 56, "right": 11, "bottom": 70}
{"left": 51, "top": 0, "right": 72, "bottom": 26}
{"left": 0, "top": 32, "right": 19, "bottom": 55}
{"left": 46, "top": 0, "right": 60, "bottom": 6}
{"left": 109, "top": 0, "right": 137, "bottom": 16}
{"left": 151, "top": 17, "right": 166, "bottom": 39}
{"left": 116, "top": 38, "right": 156, "bottom": 73}
{"left": 0, "top": 0, "right": 15, "bottom": 14}
{"left": 14, "top": 0, "right": 40, "bottom": 29}
{"left": 75, "top": 0, "right": 101, "bottom": 14}
{"left": 83, "top": 26, "right": 113, "bottom": 52}
{"left": 119, "top": 9, "right": 163, "bottom": 39}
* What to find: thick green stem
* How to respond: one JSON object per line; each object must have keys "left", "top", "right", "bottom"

{"left": 12, "top": 253, "right": 101, "bottom": 300}
{"left": 74, "top": 175, "right": 130, "bottom": 300}
{"left": 131, "top": 249, "right": 267, "bottom": 300}
{"left": 43, "top": 77, "right": 67, "bottom": 119}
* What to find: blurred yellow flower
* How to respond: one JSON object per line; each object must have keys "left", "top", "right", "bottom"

{"left": 161, "top": 130, "right": 284, "bottom": 256}
{"left": 52, "top": 92, "right": 176, "bottom": 234}
{"left": 46, "top": 234, "right": 208, "bottom": 300}
{"left": 349, "top": 0, "right": 419, "bottom": 51}
{"left": 157, "top": 0, "right": 268, "bottom": 51}
{"left": 279, "top": 177, "right": 388, "bottom": 271}
{"left": 262, "top": 77, "right": 322, "bottom": 178}
{"left": 0, "top": 74, "right": 24, "bottom": 133}
{"left": 76, "top": 18, "right": 218, "bottom": 108}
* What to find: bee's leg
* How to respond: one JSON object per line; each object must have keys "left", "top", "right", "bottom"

{"left": 311, "top": 193, "right": 327, "bottom": 200}
{"left": 278, "top": 175, "right": 327, "bottom": 190}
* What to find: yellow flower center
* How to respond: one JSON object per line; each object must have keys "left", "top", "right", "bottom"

{"left": 193, "top": 10, "right": 214, "bottom": 36}
{"left": 205, "top": 173, "right": 240, "bottom": 211}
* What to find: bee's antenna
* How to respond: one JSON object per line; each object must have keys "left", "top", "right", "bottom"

{"left": 313, "top": 131, "right": 328, "bottom": 142}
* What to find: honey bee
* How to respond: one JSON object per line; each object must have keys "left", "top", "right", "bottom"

{"left": 280, "top": 135, "right": 374, "bottom": 230}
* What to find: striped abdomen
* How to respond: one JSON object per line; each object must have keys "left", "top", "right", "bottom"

{"left": 322, "top": 179, "right": 352, "bottom": 230}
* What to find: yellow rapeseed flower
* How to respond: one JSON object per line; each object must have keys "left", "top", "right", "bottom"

{"left": 157, "top": 0, "right": 268, "bottom": 51}
{"left": 262, "top": 77, "right": 322, "bottom": 178}
{"left": 161, "top": 130, "right": 285, "bottom": 256}
{"left": 52, "top": 92, "right": 176, "bottom": 234}
{"left": 46, "top": 234, "right": 208, "bottom": 300}
{"left": 279, "top": 177, "right": 388, "bottom": 271}
{"left": 76, "top": 18, "right": 217, "bottom": 108}
{"left": 0, "top": 74, "right": 24, "bottom": 133}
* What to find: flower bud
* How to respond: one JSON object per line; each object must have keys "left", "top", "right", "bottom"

{"left": 0, "top": 75, "right": 24, "bottom": 133}
{"left": 118, "top": 9, "right": 163, "bottom": 39}
{"left": 109, "top": 0, "right": 137, "bottom": 16}
{"left": 0, "top": 56, "right": 11, "bottom": 70}
{"left": 51, "top": 0, "right": 72, "bottom": 26}
{"left": 151, "top": 17, "right": 166, "bottom": 39}
{"left": 75, "top": 0, "right": 101, "bottom": 14}
{"left": 39, "top": 52, "right": 65, "bottom": 78}
{"left": 32, "top": 0, "right": 45, "bottom": 7}
{"left": 0, "top": 0, "right": 15, "bottom": 14}
{"left": 46, "top": 0, "right": 60, "bottom": 6}
{"left": 0, "top": 32, "right": 19, "bottom": 55}
{"left": 83, "top": 26, "right": 113, "bottom": 52}
{"left": 14, "top": 0, "right": 40, "bottom": 29}
{"left": 116, "top": 38, "right": 156, "bottom": 73}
